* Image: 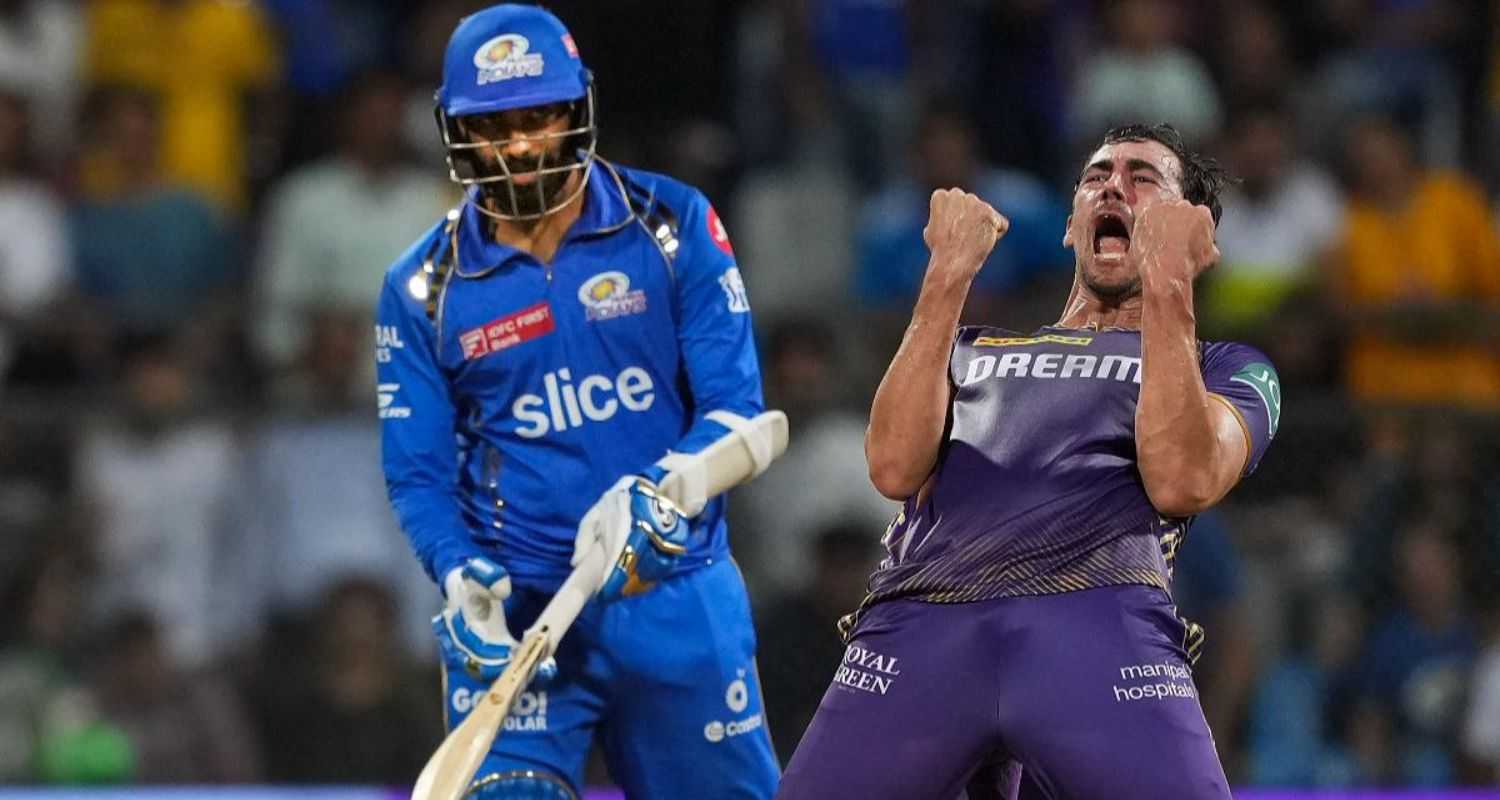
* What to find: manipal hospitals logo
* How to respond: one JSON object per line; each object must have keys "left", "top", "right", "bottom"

{"left": 473, "top": 33, "right": 544, "bottom": 85}
{"left": 578, "top": 271, "right": 647, "bottom": 321}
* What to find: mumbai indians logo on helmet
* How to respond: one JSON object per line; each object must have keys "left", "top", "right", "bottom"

{"left": 473, "top": 33, "right": 544, "bottom": 85}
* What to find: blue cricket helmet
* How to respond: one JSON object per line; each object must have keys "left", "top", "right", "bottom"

{"left": 437, "top": 4, "right": 589, "bottom": 116}
{"left": 435, "top": 4, "right": 597, "bottom": 220}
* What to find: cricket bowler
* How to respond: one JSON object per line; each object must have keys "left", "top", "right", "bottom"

{"left": 777, "top": 124, "right": 1280, "bottom": 799}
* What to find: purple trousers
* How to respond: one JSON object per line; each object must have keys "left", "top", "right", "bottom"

{"left": 777, "top": 584, "right": 1232, "bottom": 800}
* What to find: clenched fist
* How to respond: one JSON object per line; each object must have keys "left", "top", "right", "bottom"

{"left": 1133, "top": 199, "right": 1219, "bottom": 285}
{"left": 923, "top": 189, "right": 1009, "bottom": 280}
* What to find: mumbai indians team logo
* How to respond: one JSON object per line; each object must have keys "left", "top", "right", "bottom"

{"left": 578, "top": 271, "right": 647, "bottom": 321}
{"left": 473, "top": 33, "right": 544, "bottom": 85}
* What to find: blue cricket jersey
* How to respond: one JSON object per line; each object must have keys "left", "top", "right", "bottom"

{"left": 376, "top": 159, "right": 764, "bottom": 590}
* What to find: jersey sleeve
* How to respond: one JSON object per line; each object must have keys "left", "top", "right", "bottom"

{"left": 1200, "top": 342, "right": 1281, "bottom": 476}
{"left": 661, "top": 189, "right": 766, "bottom": 462}
{"left": 376, "top": 271, "right": 480, "bottom": 583}
{"left": 949, "top": 326, "right": 982, "bottom": 386}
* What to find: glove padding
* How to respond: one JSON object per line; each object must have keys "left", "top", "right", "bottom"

{"left": 573, "top": 473, "right": 690, "bottom": 602}
{"left": 433, "top": 556, "right": 557, "bottom": 686}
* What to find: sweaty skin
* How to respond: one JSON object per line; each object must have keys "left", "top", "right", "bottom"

{"left": 866, "top": 140, "right": 1248, "bottom": 515}
{"left": 865, "top": 189, "right": 1008, "bottom": 500}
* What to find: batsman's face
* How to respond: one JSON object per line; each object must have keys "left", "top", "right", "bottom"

{"left": 458, "top": 102, "right": 579, "bottom": 217}
{"left": 460, "top": 102, "right": 572, "bottom": 186}
{"left": 1063, "top": 139, "right": 1184, "bottom": 298}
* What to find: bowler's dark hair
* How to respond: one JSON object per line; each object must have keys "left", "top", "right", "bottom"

{"left": 1081, "top": 124, "right": 1231, "bottom": 224}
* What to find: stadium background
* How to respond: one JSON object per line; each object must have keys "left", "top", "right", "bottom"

{"left": 0, "top": 0, "right": 1498, "bottom": 795}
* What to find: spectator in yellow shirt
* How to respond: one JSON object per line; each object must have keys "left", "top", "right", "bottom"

{"left": 1333, "top": 115, "right": 1500, "bottom": 409}
{"left": 82, "top": 0, "right": 279, "bottom": 212}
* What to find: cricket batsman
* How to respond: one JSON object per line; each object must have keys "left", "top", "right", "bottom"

{"left": 375, "top": 5, "right": 779, "bottom": 797}
{"left": 777, "top": 124, "right": 1281, "bottom": 799}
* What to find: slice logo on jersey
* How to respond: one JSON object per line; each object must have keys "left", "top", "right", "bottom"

{"left": 378, "top": 383, "right": 412, "bottom": 419}
{"left": 512, "top": 366, "right": 655, "bottom": 438}
{"left": 461, "top": 302, "right": 556, "bottom": 361}
{"left": 1230, "top": 362, "right": 1281, "bottom": 437}
{"left": 473, "top": 33, "right": 544, "bottom": 85}
{"left": 719, "top": 267, "right": 750, "bottom": 314}
{"left": 578, "top": 271, "right": 647, "bottom": 321}
{"left": 706, "top": 205, "right": 734, "bottom": 256}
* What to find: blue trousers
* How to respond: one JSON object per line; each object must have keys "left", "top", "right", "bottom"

{"left": 441, "top": 558, "right": 780, "bottom": 798}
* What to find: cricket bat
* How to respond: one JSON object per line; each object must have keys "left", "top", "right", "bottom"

{"left": 410, "top": 410, "right": 789, "bottom": 800}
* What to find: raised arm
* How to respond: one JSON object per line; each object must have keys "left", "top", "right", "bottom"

{"left": 1133, "top": 200, "right": 1247, "bottom": 516}
{"left": 866, "top": 190, "right": 1008, "bottom": 500}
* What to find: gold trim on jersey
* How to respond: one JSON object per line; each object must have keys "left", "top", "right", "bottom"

{"left": 973, "top": 334, "right": 1094, "bottom": 347}
{"left": 1207, "top": 392, "right": 1254, "bottom": 477}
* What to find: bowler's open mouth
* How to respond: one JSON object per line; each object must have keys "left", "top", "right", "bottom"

{"left": 1093, "top": 212, "right": 1130, "bottom": 255}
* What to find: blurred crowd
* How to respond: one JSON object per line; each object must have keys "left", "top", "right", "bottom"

{"left": 0, "top": 0, "right": 1497, "bottom": 790}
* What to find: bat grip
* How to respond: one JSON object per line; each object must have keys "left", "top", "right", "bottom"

{"left": 519, "top": 411, "right": 786, "bottom": 656}
{"left": 523, "top": 540, "right": 608, "bottom": 657}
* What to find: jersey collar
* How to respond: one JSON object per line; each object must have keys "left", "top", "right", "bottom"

{"left": 453, "top": 159, "right": 634, "bottom": 277}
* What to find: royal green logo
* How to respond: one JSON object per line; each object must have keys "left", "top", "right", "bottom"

{"left": 1230, "top": 362, "right": 1280, "bottom": 437}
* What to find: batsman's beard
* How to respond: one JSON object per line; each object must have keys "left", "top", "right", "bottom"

{"left": 482, "top": 150, "right": 580, "bottom": 219}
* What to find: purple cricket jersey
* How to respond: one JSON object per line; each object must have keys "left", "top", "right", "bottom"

{"left": 846, "top": 324, "right": 1280, "bottom": 633}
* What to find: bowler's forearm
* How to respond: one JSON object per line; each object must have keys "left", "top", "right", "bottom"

{"left": 1136, "top": 271, "right": 1236, "bottom": 514}
{"left": 866, "top": 265, "right": 971, "bottom": 500}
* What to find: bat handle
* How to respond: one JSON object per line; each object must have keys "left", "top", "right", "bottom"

{"left": 523, "top": 540, "right": 608, "bottom": 656}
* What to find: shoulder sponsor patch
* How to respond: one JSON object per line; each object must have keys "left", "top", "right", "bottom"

{"left": 706, "top": 205, "right": 734, "bottom": 256}
{"left": 374, "top": 325, "right": 405, "bottom": 349}
{"left": 1229, "top": 362, "right": 1281, "bottom": 437}
{"left": 377, "top": 383, "right": 411, "bottom": 419}
{"left": 460, "top": 302, "right": 555, "bottom": 360}
{"left": 374, "top": 324, "right": 405, "bottom": 364}
{"left": 719, "top": 267, "right": 750, "bottom": 313}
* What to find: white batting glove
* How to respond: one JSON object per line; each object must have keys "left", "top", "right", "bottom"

{"left": 434, "top": 556, "right": 555, "bottom": 684}
{"left": 573, "top": 475, "right": 638, "bottom": 570}
{"left": 573, "top": 473, "right": 690, "bottom": 601}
